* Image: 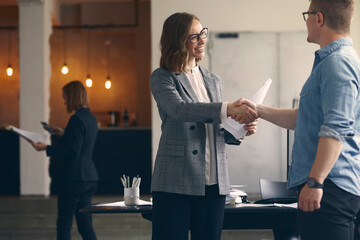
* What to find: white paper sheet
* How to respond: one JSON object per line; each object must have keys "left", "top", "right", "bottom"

{"left": 95, "top": 200, "right": 152, "bottom": 207}
{"left": 7, "top": 125, "right": 47, "bottom": 143}
{"left": 230, "top": 202, "right": 298, "bottom": 209}
{"left": 221, "top": 78, "right": 272, "bottom": 139}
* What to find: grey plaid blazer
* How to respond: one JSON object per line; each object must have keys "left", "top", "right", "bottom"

{"left": 150, "top": 66, "right": 240, "bottom": 196}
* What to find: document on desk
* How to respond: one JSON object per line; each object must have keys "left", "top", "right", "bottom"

{"left": 95, "top": 200, "right": 152, "bottom": 207}
{"left": 231, "top": 202, "right": 298, "bottom": 209}
{"left": 221, "top": 78, "right": 272, "bottom": 139}
{"left": 6, "top": 125, "right": 47, "bottom": 143}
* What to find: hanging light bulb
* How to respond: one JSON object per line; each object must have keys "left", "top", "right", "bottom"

{"left": 105, "top": 39, "right": 112, "bottom": 90}
{"left": 6, "top": 64, "right": 13, "bottom": 77}
{"left": 86, "top": 74, "right": 93, "bottom": 88}
{"left": 61, "top": 29, "right": 69, "bottom": 75}
{"left": 61, "top": 63, "right": 69, "bottom": 75}
{"left": 105, "top": 80, "right": 111, "bottom": 89}
{"left": 105, "top": 76, "right": 111, "bottom": 89}
{"left": 7, "top": 29, "right": 13, "bottom": 77}
{"left": 85, "top": 34, "right": 93, "bottom": 88}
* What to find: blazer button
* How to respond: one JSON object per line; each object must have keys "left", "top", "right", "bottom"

{"left": 190, "top": 126, "right": 195, "bottom": 130}
{"left": 192, "top": 150, "right": 198, "bottom": 155}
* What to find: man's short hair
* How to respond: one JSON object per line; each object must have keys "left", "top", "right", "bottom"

{"left": 310, "top": 0, "right": 354, "bottom": 33}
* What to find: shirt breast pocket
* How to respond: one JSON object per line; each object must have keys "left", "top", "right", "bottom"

{"left": 300, "top": 80, "right": 310, "bottom": 98}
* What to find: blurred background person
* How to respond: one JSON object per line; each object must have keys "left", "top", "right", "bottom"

{"left": 31, "top": 80, "right": 98, "bottom": 240}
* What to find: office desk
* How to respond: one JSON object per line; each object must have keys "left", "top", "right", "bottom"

{"left": 81, "top": 202, "right": 299, "bottom": 240}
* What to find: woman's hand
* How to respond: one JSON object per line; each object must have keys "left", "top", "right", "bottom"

{"left": 227, "top": 98, "right": 258, "bottom": 124}
{"left": 244, "top": 119, "right": 258, "bottom": 136}
{"left": 232, "top": 98, "right": 258, "bottom": 123}
{"left": 30, "top": 141, "right": 47, "bottom": 151}
{"left": 52, "top": 127, "right": 64, "bottom": 136}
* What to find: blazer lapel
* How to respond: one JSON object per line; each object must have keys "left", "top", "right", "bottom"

{"left": 176, "top": 72, "right": 199, "bottom": 102}
{"left": 199, "top": 66, "right": 219, "bottom": 102}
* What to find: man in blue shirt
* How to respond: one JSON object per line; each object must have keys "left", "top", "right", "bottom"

{"left": 237, "top": 0, "right": 360, "bottom": 239}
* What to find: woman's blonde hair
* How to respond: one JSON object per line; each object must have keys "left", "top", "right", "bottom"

{"left": 62, "top": 80, "right": 88, "bottom": 113}
{"left": 160, "top": 12, "right": 201, "bottom": 73}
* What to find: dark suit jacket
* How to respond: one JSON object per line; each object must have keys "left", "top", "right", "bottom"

{"left": 46, "top": 107, "right": 99, "bottom": 182}
{"left": 150, "top": 66, "right": 240, "bottom": 196}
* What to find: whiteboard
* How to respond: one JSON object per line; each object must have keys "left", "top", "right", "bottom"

{"left": 209, "top": 31, "right": 317, "bottom": 194}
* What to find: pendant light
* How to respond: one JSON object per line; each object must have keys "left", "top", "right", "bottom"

{"left": 85, "top": 33, "right": 93, "bottom": 87}
{"left": 86, "top": 75, "right": 93, "bottom": 88}
{"left": 105, "top": 39, "right": 111, "bottom": 89}
{"left": 61, "top": 29, "right": 69, "bottom": 75}
{"left": 6, "top": 29, "right": 13, "bottom": 77}
{"left": 105, "top": 76, "right": 111, "bottom": 89}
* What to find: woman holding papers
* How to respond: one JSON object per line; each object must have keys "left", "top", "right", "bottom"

{"left": 30, "top": 80, "right": 98, "bottom": 240}
{"left": 150, "top": 12, "right": 258, "bottom": 240}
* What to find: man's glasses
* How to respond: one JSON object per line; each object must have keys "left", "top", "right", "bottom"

{"left": 302, "top": 11, "right": 318, "bottom": 22}
{"left": 188, "top": 28, "right": 208, "bottom": 44}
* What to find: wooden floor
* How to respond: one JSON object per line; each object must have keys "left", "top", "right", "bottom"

{"left": 0, "top": 195, "right": 275, "bottom": 240}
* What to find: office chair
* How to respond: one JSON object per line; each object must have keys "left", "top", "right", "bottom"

{"left": 255, "top": 178, "right": 298, "bottom": 204}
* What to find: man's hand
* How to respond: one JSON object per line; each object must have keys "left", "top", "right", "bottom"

{"left": 298, "top": 185, "right": 323, "bottom": 212}
{"left": 227, "top": 98, "right": 258, "bottom": 124}
{"left": 231, "top": 98, "right": 258, "bottom": 123}
{"left": 30, "top": 141, "right": 47, "bottom": 151}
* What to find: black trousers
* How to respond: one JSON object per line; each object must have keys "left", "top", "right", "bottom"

{"left": 152, "top": 185, "right": 225, "bottom": 240}
{"left": 57, "top": 181, "right": 97, "bottom": 240}
{"left": 298, "top": 179, "right": 360, "bottom": 240}
{"left": 355, "top": 211, "right": 360, "bottom": 240}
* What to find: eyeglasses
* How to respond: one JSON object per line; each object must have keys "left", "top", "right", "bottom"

{"left": 302, "top": 11, "right": 318, "bottom": 22}
{"left": 188, "top": 28, "right": 208, "bottom": 44}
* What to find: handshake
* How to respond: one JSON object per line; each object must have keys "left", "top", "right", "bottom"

{"left": 226, "top": 98, "right": 258, "bottom": 136}
{"left": 226, "top": 98, "right": 259, "bottom": 137}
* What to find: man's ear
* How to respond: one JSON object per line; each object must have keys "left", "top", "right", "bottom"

{"left": 317, "top": 11, "right": 325, "bottom": 27}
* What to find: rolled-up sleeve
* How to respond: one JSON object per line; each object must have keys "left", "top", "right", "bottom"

{"left": 318, "top": 125, "right": 347, "bottom": 143}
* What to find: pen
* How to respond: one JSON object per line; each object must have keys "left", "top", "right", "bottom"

{"left": 132, "top": 177, "right": 136, "bottom": 188}
{"left": 120, "top": 177, "right": 126, "bottom": 187}
{"left": 121, "top": 174, "right": 141, "bottom": 188}
{"left": 123, "top": 174, "right": 127, "bottom": 187}
{"left": 136, "top": 178, "right": 141, "bottom": 188}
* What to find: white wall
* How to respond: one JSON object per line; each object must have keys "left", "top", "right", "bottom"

{"left": 151, "top": 0, "right": 360, "bottom": 194}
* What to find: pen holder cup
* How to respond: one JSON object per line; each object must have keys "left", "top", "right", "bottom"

{"left": 124, "top": 187, "right": 140, "bottom": 206}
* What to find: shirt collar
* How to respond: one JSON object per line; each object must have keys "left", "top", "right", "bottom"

{"left": 316, "top": 38, "right": 353, "bottom": 60}
{"left": 186, "top": 65, "right": 199, "bottom": 74}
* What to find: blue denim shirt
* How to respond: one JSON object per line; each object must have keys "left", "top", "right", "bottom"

{"left": 289, "top": 38, "right": 360, "bottom": 196}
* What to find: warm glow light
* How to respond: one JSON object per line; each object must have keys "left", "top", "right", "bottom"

{"left": 105, "top": 80, "right": 111, "bottom": 89}
{"left": 61, "top": 63, "right": 69, "bottom": 75}
{"left": 6, "top": 65, "right": 13, "bottom": 76}
{"left": 86, "top": 76, "right": 93, "bottom": 88}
